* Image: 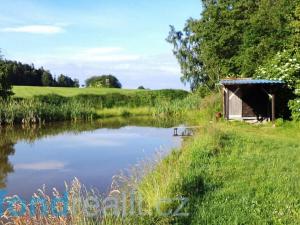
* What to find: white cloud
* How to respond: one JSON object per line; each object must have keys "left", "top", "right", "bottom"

{"left": 21, "top": 47, "right": 140, "bottom": 63}
{"left": 12, "top": 47, "right": 185, "bottom": 89}
{"left": 1, "top": 25, "right": 64, "bottom": 34}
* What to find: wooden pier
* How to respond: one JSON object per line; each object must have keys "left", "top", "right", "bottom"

{"left": 173, "top": 126, "right": 202, "bottom": 137}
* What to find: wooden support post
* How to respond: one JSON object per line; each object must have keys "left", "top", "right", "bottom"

{"left": 271, "top": 94, "right": 275, "bottom": 122}
{"left": 173, "top": 128, "right": 178, "bottom": 136}
{"left": 226, "top": 89, "right": 230, "bottom": 120}
{"left": 222, "top": 87, "right": 225, "bottom": 118}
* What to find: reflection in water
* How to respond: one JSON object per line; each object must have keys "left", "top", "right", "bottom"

{"left": 0, "top": 116, "right": 183, "bottom": 199}
{"left": 0, "top": 141, "right": 15, "bottom": 189}
{"left": 0, "top": 116, "right": 180, "bottom": 144}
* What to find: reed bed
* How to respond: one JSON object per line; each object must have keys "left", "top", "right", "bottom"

{"left": 0, "top": 99, "right": 96, "bottom": 126}
{"left": 0, "top": 89, "right": 190, "bottom": 125}
{"left": 153, "top": 91, "right": 221, "bottom": 119}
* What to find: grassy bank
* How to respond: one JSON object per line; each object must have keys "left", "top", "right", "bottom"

{"left": 137, "top": 121, "right": 300, "bottom": 224}
{"left": 134, "top": 94, "right": 300, "bottom": 224}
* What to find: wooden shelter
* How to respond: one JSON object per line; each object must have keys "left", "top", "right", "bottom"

{"left": 220, "top": 79, "right": 284, "bottom": 122}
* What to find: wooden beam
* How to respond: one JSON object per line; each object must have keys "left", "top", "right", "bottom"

{"left": 271, "top": 94, "right": 276, "bottom": 122}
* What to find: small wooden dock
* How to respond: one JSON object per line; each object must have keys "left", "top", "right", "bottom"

{"left": 173, "top": 126, "right": 202, "bottom": 137}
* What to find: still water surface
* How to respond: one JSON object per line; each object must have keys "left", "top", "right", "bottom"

{"left": 0, "top": 117, "right": 182, "bottom": 199}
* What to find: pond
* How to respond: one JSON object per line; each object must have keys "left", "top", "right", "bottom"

{"left": 0, "top": 117, "right": 182, "bottom": 200}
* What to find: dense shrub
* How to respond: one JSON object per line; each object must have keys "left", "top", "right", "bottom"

{"left": 85, "top": 75, "right": 122, "bottom": 88}
{"left": 256, "top": 49, "right": 300, "bottom": 90}
{"left": 289, "top": 98, "right": 300, "bottom": 121}
{"left": 256, "top": 49, "right": 300, "bottom": 120}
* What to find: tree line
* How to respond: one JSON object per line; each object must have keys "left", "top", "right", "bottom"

{"left": 0, "top": 59, "right": 79, "bottom": 88}
{"left": 167, "top": 0, "right": 300, "bottom": 91}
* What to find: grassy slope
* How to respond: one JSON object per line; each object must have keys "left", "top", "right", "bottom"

{"left": 138, "top": 98, "right": 300, "bottom": 224}
{"left": 12, "top": 86, "right": 144, "bottom": 98}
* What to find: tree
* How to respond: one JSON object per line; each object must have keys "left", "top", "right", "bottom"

{"left": 56, "top": 74, "right": 79, "bottom": 87}
{"left": 168, "top": 0, "right": 298, "bottom": 90}
{"left": 290, "top": 5, "right": 300, "bottom": 48}
{"left": 85, "top": 75, "right": 122, "bottom": 88}
{"left": 73, "top": 79, "right": 80, "bottom": 88}
{"left": 138, "top": 86, "right": 145, "bottom": 89}
{"left": 41, "top": 70, "right": 54, "bottom": 86}
{"left": 0, "top": 51, "right": 13, "bottom": 100}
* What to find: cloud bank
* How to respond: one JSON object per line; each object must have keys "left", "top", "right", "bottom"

{"left": 1, "top": 25, "right": 64, "bottom": 34}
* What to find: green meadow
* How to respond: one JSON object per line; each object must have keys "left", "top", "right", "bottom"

{"left": 12, "top": 86, "right": 147, "bottom": 98}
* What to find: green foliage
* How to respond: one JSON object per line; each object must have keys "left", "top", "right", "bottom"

{"left": 85, "top": 75, "right": 122, "bottom": 88}
{"left": 0, "top": 98, "right": 96, "bottom": 125}
{"left": 0, "top": 56, "right": 13, "bottom": 100}
{"left": 168, "top": 0, "right": 298, "bottom": 90}
{"left": 33, "top": 89, "right": 189, "bottom": 109}
{"left": 41, "top": 70, "right": 54, "bottom": 86}
{"left": 57, "top": 74, "right": 79, "bottom": 87}
{"left": 138, "top": 86, "right": 145, "bottom": 89}
{"left": 288, "top": 98, "right": 300, "bottom": 121}
{"left": 0, "top": 59, "right": 79, "bottom": 87}
{"left": 275, "top": 118, "right": 285, "bottom": 126}
{"left": 290, "top": 5, "right": 300, "bottom": 48}
{"left": 256, "top": 49, "right": 300, "bottom": 90}
{"left": 255, "top": 48, "right": 300, "bottom": 119}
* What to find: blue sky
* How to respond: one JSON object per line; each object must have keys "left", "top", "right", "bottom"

{"left": 0, "top": 0, "right": 202, "bottom": 89}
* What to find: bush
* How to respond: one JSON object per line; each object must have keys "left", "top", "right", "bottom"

{"left": 275, "top": 118, "right": 285, "bottom": 126}
{"left": 85, "top": 75, "right": 122, "bottom": 88}
{"left": 289, "top": 98, "right": 300, "bottom": 121}
{"left": 256, "top": 49, "right": 300, "bottom": 90}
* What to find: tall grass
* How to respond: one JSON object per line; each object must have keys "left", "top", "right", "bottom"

{"left": 153, "top": 91, "right": 221, "bottom": 120}
{"left": 0, "top": 99, "right": 96, "bottom": 126}
{"left": 26, "top": 90, "right": 189, "bottom": 109}
{"left": 2, "top": 176, "right": 171, "bottom": 225}
{"left": 0, "top": 89, "right": 189, "bottom": 125}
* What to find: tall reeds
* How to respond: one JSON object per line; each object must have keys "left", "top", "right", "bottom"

{"left": 0, "top": 99, "right": 96, "bottom": 126}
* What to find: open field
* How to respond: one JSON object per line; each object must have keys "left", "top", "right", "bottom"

{"left": 12, "top": 86, "right": 188, "bottom": 98}
{"left": 12, "top": 86, "right": 144, "bottom": 98}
